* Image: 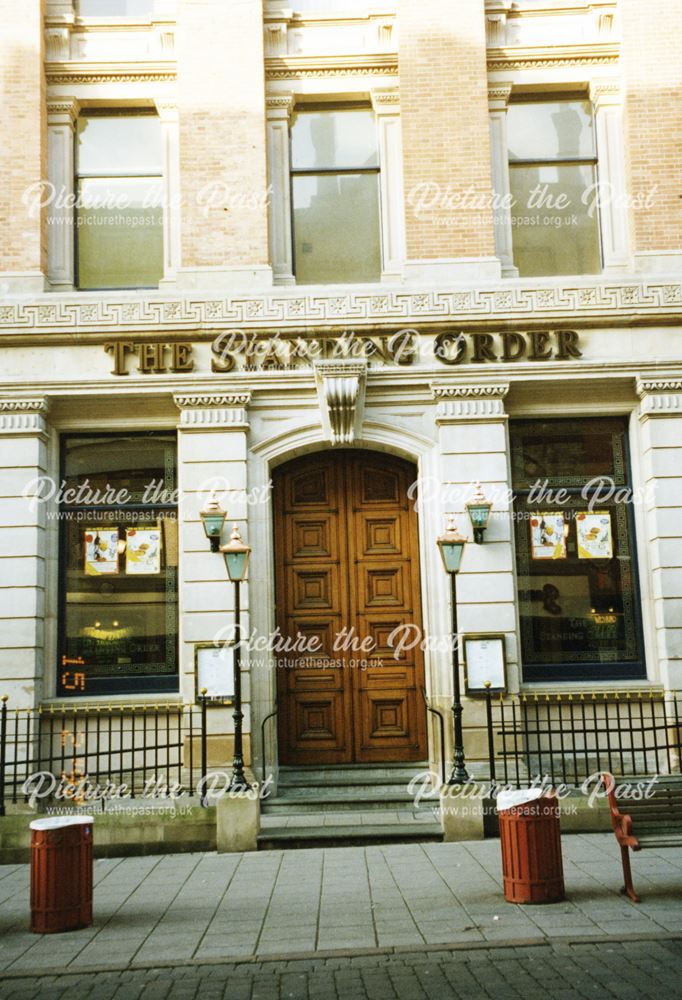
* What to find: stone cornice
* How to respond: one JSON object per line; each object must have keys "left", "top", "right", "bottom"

{"left": 46, "top": 60, "right": 176, "bottom": 85}
{"left": 265, "top": 54, "right": 398, "bottom": 80}
{"left": 0, "top": 281, "right": 680, "bottom": 337}
{"left": 487, "top": 42, "right": 618, "bottom": 71}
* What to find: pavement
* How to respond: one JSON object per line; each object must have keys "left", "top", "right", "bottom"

{"left": 0, "top": 834, "right": 681, "bottom": 998}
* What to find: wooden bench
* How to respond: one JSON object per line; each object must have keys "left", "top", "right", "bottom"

{"left": 603, "top": 771, "right": 682, "bottom": 901}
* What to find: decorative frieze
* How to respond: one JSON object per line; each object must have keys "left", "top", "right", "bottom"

{"left": 1, "top": 282, "right": 681, "bottom": 336}
{"left": 431, "top": 383, "right": 509, "bottom": 422}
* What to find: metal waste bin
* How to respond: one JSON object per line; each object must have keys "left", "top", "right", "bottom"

{"left": 30, "top": 816, "right": 94, "bottom": 933}
{"left": 497, "top": 790, "right": 564, "bottom": 904}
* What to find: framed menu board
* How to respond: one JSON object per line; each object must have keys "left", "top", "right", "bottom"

{"left": 463, "top": 634, "right": 507, "bottom": 695}
{"left": 195, "top": 643, "right": 235, "bottom": 702}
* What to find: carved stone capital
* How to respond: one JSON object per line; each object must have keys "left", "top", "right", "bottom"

{"left": 488, "top": 83, "right": 513, "bottom": 111}
{"left": 485, "top": 0, "right": 512, "bottom": 46}
{"left": 47, "top": 97, "right": 79, "bottom": 127}
{"left": 154, "top": 100, "right": 179, "bottom": 123}
{"left": 636, "top": 377, "right": 682, "bottom": 417}
{"left": 174, "top": 392, "right": 251, "bottom": 430}
{"left": 264, "top": 19, "right": 291, "bottom": 58}
{"left": 266, "top": 93, "right": 295, "bottom": 120}
{"left": 431, "top": 383, "right": 509, "bottom": 422}
{"left": 589, "top": 79, "right": 622, "bottom": 108}
{"left": 371, "top": 88, "right": 400, "bottom": 115}
{"left": 315, "top": 361, "right": 367, "bottom": 446}
{"left": 45, "top": 25, "right": 71, "bottom": 61}
{"left": 0, "top": 397, "right": 50, "bottom": 437}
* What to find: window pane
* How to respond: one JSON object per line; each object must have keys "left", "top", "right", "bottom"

{"left": 78, "top": 116, "right": 162, "bottom": 175}
{"left": 511, "top": 418, "right": 645, "bottom": 682}
{"left": 291, "top": 110, "right": 378, "bottom": 169}
{"left": 293, "top": 173, "right": 381, "bottom": 283}
{"left": 59, "top": 433, "right": 178, "bottom": 698}
{"left": 63, "top": 434, "right": 177, "bottom": 503}
{"left": 508, "top": 101, "right": 596, "bottom": 161}
{"left": 77, "top": 178, "right": 163, "bottom": 289}
{"left": 60, "top": 513, "right": 178, "bottom": 697}
{"left": 79, "top": 0, "right": 153, "bottom": 15}
{"left": 510, "top": 164, "right": 601, "bottom": 276}
{"left": 511, "top": 418, "right": 627, "bottom": 490}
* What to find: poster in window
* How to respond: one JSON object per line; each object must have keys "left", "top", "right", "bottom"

{"left": 84, "top": 529, "right": 119, "bottom": 575}
{"left": 577, "top": 511, "right": 613, "bottom": 560}
{"left": 530, "top": 513, "right": 567, "bottom": 561}
{"left": 125, "top": 527, "right": 161, "bottom": 575}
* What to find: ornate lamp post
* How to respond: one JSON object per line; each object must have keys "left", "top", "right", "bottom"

{"left": 437, "top": 515, "right": 469, "bottom": 785}
{"left": 220, "top": 524, "right": 252, "bottom": 791}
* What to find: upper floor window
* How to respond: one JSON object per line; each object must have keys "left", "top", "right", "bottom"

{"left": 76, "top": 112, "right": 163, "bottom": 290}
{"left": 78, "top": 1, "right": 153, "bottom": 15}
{"left": 508, "top": 99, "right": 601, "bottom": 277}
{"left": 291, "top": 107, "right": 381, "bottom": 284}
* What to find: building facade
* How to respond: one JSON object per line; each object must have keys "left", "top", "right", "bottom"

{"left": 1, "top": 0, "right": 681, "bottom": 784}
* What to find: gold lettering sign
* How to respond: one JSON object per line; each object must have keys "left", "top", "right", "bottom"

{"left": 103, "top": 330, "right": 583, "bottom": 375}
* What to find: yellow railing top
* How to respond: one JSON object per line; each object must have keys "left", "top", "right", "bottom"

{"left": 495, "top": 688, "right": 676, "bottom": 704}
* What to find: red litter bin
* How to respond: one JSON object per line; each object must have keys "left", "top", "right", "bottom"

{"left": 30, "top": 816, "right": 94, "bottom": 934}
{"left": 497, "top": 790, "right": 564, "bottom": 904}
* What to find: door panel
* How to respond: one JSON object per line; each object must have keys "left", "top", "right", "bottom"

{"left": 274, "top": 450, "right": 426, "bottom": 764}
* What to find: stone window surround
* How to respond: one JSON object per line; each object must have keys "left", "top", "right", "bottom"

{"left": 489, "top": 78, "right": 631, "bottom": 278}
{"left": 266, "top": 88, "right": 406, "bottom": 286}
{"left": 46, "top": 97, "right": 180, "bottom": 291}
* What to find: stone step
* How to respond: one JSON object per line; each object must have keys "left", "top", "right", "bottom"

{"left": 258, "top": 811, "right": 443, "bottom": 850}
{"left": 277, "top": 764, "right": 432, "bottom": 788}
{"left": 262, "top": 794, "right": 431, "bottom": 815}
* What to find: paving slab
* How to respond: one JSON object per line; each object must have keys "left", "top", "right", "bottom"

{"left": 0, "top": 833, "right": 680, "bottom": 979}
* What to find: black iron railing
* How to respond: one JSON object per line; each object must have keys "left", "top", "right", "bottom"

{"left": 0, "top": 697, "right": 209, "bottom": 815}
{"left": 485, "top": 689, "right": 682, "bottom": 788}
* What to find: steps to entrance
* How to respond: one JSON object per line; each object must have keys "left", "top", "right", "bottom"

{"left": 258, "top": 764, "right": 443, "bottom": 850}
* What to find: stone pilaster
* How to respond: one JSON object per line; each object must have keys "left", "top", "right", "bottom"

{"left": 371, "top": 88, "right": 407, "bottom": 279}
{"left": 429, "top": 382, "right": 518, "bottom": 773}
{"left": 636, "top": 377, "right": 682, "bottom": 691}
{"left": 174, "top": 392, "right": 253, "bottom": 759}
{"left": 156, "top": 101, "right": 182, "bottom": 286}
{"left": 590, "top": 80, "right": 631, "bottom": 273}
{"left": 47, "top": 99, "right": 78, "bottom": 290}
{"left": 0, "top": 397, "right": 51, "bottom": 708}
{"left": 488, "top": 84, "right": 517, "bottom": 278}
{"left": 266, "top": 94, "right": 295, "bottom": 285}
{"left": 431, "top": 382, "right": 518, "bottom": 683}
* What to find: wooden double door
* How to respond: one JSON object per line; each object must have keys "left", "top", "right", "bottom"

{"left": 274, "top": 450, "right": 427, "bottom": 765}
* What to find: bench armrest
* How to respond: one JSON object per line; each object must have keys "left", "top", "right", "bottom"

{"left": 602, "top": 772, "right": 639, "bottom": 849}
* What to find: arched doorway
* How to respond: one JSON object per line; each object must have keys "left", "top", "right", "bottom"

{"left": 273, "top": 449, "right": 428, "bottom": 765}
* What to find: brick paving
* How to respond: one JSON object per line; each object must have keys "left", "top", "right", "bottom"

{"left": 0, "top": 939, "right": 681, "bottom": 1000}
